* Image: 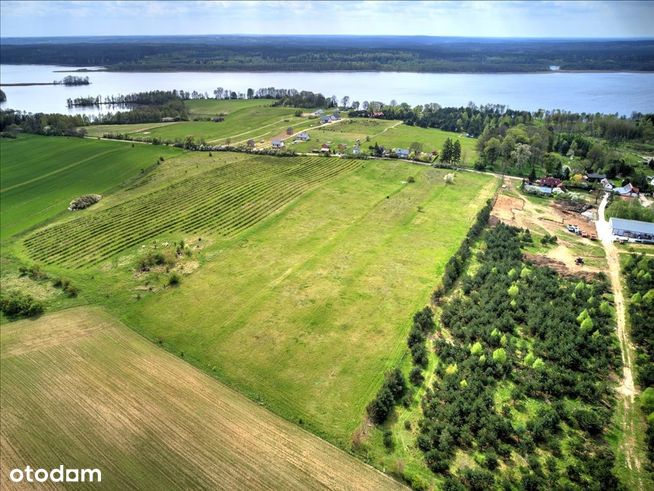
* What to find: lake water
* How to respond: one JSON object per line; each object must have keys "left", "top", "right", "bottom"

{"left": 1, "top": 64, "right": 653, "bottom": 116}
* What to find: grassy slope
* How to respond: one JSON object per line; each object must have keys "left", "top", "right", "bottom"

{"left": 0, "top": 135, "right": 181, "bottom": 240}
{"left": 122, "top": 164, "right": 496, "bottom": 446}
{"left": 0, "top": 307, "right": 404, "bottom": 490}
{"left": 86, "top": 99, "right": 320, "bottom": 146}
{"left": 292, "top": 118, "right": 478, "bottom": 163}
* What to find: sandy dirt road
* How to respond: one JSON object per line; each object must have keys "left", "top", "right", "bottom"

{"left": 596, "top": 193, "right": 643, "bottom": 488}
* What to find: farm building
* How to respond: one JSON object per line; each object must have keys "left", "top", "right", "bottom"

{"left": 320, "top": 115, "right": 331, "bottom": 124}
{"left": 523, "top": 184, "right": 563, "bottom": 197}
{"left": 312, "top": 109, "right": 324, "bottom": 116}
{"left": 395, "top": 148, "right": 410, "bottom": 158}
{"left": 586, "top": 172, "right": 607, "bottom": 182}
{"left": 320, "top": 143, "right": 330, "bottom": 153}
{"left": 271, "top": 139, "right": 284, "bottom": 149}
{"left": 609, "top": 217, "right": 654, "bottom": 243}
{"left": 612, "top": 182, "right": 639, "bottom": 197}
{"left": 296, "top": 131, "right": 310, "bottom": 141}
{"left": 538, "top": 177, "right": 562, "bottom": 188}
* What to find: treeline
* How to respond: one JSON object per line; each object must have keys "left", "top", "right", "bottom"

{"left": 347, "top": 103, "right": 653, "bottom": 181}
{"left": 418, "top": 223, "right": 621, "bottom": 488}
{"left": 0, "top": 110, "right": 90, "bottom": 137}
{"left": 3, "top": 37, "right": 654, "bottom": 72}
{"left": 272, "top": 91, "right": 332, "bottom": 109}
{"left": 67, "top": 89, "right": 195, "bottom": 107}
{"left": 0, "top": 101, "right": 189, "bottom": 136}
{"left": 623, "top": 254, "right": 654, "bottom": 468}
{"left": 436, "top": 198, "right": 493, "bottom": 296}
{"left": 606, "top": 199, "right": 654, "bottom": 223}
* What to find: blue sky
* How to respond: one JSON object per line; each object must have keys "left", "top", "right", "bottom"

{"left": 1, "top": 1, "right": 653, "bottom": 38}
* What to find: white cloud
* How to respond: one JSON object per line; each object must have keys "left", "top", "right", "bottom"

{"left": 1, "top": 0, "right": 652, "bottom": 38}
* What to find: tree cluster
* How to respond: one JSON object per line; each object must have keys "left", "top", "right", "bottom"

{"left": 440, "top": 138, "right": 461, "bottom": 164}
{"left": 440, "top": 199, "right": 493, "bottom": 292}
{"left": 623, "top": 254, "right": 654, "bottom": 467}
{"left": 418, "top": 224, "right": 621, "bottom": 489}
{"left": 366, "top": 369, "right": 408, "bottom": 425}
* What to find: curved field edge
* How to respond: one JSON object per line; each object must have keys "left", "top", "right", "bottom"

{"left": 0, "top": 307, "right": 405, "bottom": 491}
{"left": 119, "top": 164, "right": 498, "bottom": 448}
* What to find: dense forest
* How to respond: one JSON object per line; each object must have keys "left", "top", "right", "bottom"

{"left": 419, "top": 223, "right": 620, "bottom": 489}
{"left": 2, "top": 36, "right": 654, "bottom": 72}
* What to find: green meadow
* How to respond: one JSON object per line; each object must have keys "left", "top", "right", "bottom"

{"left": 291, "top": 118, "right": 479, "bottom": 163}
{"left": 0, "top": 135, "right": 181, "bottom": 240}
{"left": 87, "top": 99, "right": 322, "bottom": 146}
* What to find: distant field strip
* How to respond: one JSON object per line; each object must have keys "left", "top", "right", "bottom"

{"left": 24, "top": 156, "right": 362, "bottom": 268}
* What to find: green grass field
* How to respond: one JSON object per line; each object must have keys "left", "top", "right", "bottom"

{"left": 0, "top": 135, "right": 181, "bottom": 240}
{"left": 86, "top": 99, "right": 321, "bottom": 146}
{"left": 0, "top": 307, "right": 403, "bottom": 490}
{"left": 291, "top": 118, "right": 478, "bottom": 163}
{"left": 120, "top": 164, "right": 496, "bottom": 445}
{"left": 23, "top": 155, "right": 363, "bottom": 268}
{"left": 1, "top": 133, "right": 495, "bottom": 484}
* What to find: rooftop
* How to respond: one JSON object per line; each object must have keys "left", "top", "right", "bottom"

{"left": 609, "top": 217, "right": 654, "bottom": 235}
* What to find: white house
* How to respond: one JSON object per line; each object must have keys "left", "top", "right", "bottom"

{"left": 612, "top": 182, "right": 639, "bottom": 197}
{"left": 271, "top": 139, "right": 284, "bottom": 149}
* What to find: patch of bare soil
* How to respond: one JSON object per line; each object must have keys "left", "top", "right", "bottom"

{"left": 546, "top": 244, "right": 602, "bottom": 274}
{"left": 522, "top": 252, "right": 598, "bottom": 281}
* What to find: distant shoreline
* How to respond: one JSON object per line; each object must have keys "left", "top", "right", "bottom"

{"left": 1, "top": 82, "right": 59, "bottom": 86}
{"left": 44, "top": 67, "right": 654, "bottom": 75}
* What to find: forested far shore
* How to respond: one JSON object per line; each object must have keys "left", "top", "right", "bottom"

{"left": 2, "top": 36, "right": 654, "bottom": 72}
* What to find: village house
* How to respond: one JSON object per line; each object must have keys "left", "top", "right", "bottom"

{"left": 320, "top": 143, "right": 330, "bottom": 153}
{"left": 271, "top": 139, "right": 284, "bottom": 149}
{"left": 320, "top": 115, "right": 331, "bottom": 124}
{"left": 296, "top": 131, "right": 310, "bottom": 141}
{"left": 312, "top": 109, "right": 324, "bottom": 116}
{"left": 538, "top": 177, "right": 562, "bottom": 188}
{"left": 612, "top": 182, "right": 639, "bottom": 197}
{"left": 586, "top": 172, "right": 607, "bottom": 182}
{"left": 394, "top": 148, "right": 410, "bottom": 159}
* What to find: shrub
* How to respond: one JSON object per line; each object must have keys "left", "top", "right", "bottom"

{"left": 640, "top": 387, "right": 654, "bottom": 414}
{"left": 19, "top": 264, "right": 47, "bottom": 280}
{"left": 366, "top": 369, "right": 407, "bottom": 424}
{"left": 383, "top": 429, "right": 394, "bottom": 450}
{"left": 407, "top": 176, "right": 416, "bottom": 183}
{"left": 367, "top": 386, "right": 395, "bottom": 424}
{"left": 409, "top": 366, "right": 425, "bottom": 386}
{"left": 0, "top": 291, "right": 44, "bottom": 318}
{"left": 137, "top": 250, "right": 175, "bottom": 271}
{"left": 167, "top": 272, "right": 181, "bottom": 287}
{"left": 492, "top": 348, "right": 507, "bottom": 364}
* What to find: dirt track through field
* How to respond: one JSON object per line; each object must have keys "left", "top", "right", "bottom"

{"left": 596, "top": 193, "right": 643, "bottom": 489}
{"left": 0, "top": 308, "right": 405, "bottom": 490}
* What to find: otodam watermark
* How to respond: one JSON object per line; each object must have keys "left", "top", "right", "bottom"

{"left": 9, "top": 465, "right": 102, "bottom": 484}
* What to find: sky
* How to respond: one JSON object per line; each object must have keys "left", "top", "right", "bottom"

{"left": 1, "top": 1, "right": 653, "bottom": 39}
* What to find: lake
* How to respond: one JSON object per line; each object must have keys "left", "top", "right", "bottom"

{"left": 1, "top": 64, "right": 653, "bottom": 116}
